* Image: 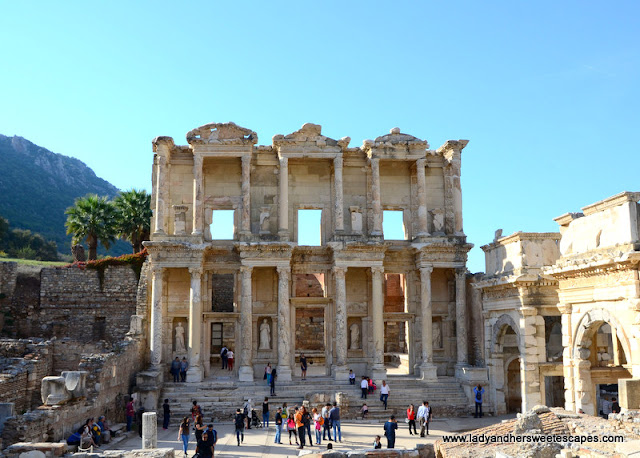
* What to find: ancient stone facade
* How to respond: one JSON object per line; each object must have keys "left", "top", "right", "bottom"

{"left": 145, "top": 121, "right": 476, "bottom": 384}
{"left": 479, "top": 192, "right": 640, "bottom": 415}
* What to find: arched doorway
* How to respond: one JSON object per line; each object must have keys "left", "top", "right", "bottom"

{"left": 490, "top": 314, "right": 522, "bottom": 415}
{"left": 506, "top": 357, "right": 522, "bottom": 413}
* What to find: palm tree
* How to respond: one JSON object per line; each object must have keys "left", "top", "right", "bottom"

{"left": 114, "top": 189, "right": 152, "bottom": 253}
{"left": 65, "top": 194, "right": 117, "bottom": 260}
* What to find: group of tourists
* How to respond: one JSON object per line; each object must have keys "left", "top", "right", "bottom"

{"left": 170, "top": 357, "right": 189, "bottom": 382}
{"left": 219, "top": 346, "right": 234, "bottom": 371}
{"left": 66, "top": 416, "right": 114, "bottom": 449}
{"left": 178, "top": 416, "right": 217, "bottom": 458}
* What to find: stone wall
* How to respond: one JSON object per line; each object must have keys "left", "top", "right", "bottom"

{"left": 0, "top": 262, "right": 17, "bottom": 297}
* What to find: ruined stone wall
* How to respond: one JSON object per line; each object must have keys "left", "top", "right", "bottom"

{"left": 0, "top": 339, "right": 53, "bottom": 414}
{"left": 0, "top": 262, "right": 17, "bottom": 297}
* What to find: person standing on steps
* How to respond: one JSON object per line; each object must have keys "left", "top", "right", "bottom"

{"left": 162, "top": 398, "right": 171, "bottom": 430}
{"left": 191, "top": 400, "right": 202, "bottom": 423}
{"left": 474, "top": 384, "right": 484, "bottom": 418}
{"left": 220, "top": 345, "right": 228, "bottom": 370}
{"left": 383, "top": 415, "right": 398, "bottom": 449}
{"left": 329, "top": 402, "right": 342, "bottom": 442}
{"left": 177, "top": 417, "right": 190, "bottom": 457}
{"left": 265, "top": 362, "right": 272, "bottom": 386}
{"left": 234, "top": 408, "right": 244, "bottom": 446}
{"left": 270, "top": 367, "right": 277, "bottom": 396}
{"left": 227, "top": 349, "right": 234, "bottom": 371}
{"left": 360, "top": 376, "right": 368, "bottom": 399}
{"left": 406, "top": 404, "right": 417, "bottom": 435}
{"left": 171, "top": 357, "right": 181, "bottom": 382}
{"left": 180, "top": 357, "right": 188, "bottom": 382}
{"left": 262, "top": 397, "right": 270, "bottom": 429}
{"left": 380, "top": 380, "right": 389, "bottom": 410}
{"left": 274, "top": 407, "right": 283, "bottom": 444}
{"left": 300, "top": 353, "right": 308, "bottom": 380}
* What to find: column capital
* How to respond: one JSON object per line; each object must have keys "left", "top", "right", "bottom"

{"left": 420, "top": 266, "right": 433, "bottom": 275}
{"left": 332, "top": 266, "right": 347, "bottom": 276}
{"left": 371, "top": 265, "right": 384, "bottom": 275}
{"left": 240, "top": 265, "right": 253, "bottom": 275}
{"left": 416, "top": 157, "right": 427, "bottom": 168}
{"left": 193, "top": 153, "right": 203, "bottom": 169}
{"left": 241, "top": 154, "right": 251, "bottom": 165}
{"left": 188, "top": 266, "right": 203, "bottom": 277}
{"left": 279, "top": 155, "right": 288, "bottom": 166}
{"left": 333, "top": 155, "right": 343, "bottom": 167}
{"left": 276, "top": 265, "right": 291, "bottom": 276}
{"left": 455, "top": 267, "right": 467, "bottom": 279}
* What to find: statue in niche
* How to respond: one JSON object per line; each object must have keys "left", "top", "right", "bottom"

{"left": 260, "top": 207, "right": 270, "bottom": 234}
{"left": 175, "top": 322, "right": 186, "bottom": 353}
{"left": 259, "top": 319, "right": 271, "bottom": 350}
{"left": 432, "top": 322, "right": 442, "bottom": 349}
{"left": 350, "top": 323, "right": 360, "bottom": 349}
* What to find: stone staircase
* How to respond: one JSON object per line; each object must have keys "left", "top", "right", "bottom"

{"left": 160, "top": 374, "right": 471, "bottom": 425}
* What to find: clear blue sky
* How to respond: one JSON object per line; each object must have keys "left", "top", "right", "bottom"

{"left": 1, "top": 1, "right": 639, "bottom": 272}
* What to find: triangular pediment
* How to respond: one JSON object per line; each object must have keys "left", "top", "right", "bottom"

{"left": 186, "top": 122, "right": 257, "bottom": 145}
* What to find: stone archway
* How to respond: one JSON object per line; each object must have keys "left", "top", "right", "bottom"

{"left": 489, "top": 313, "right": 522, "bottom": 415}
{"left": 571, "top": 308, "right": 633, "bottom": 415}
{"left": 506, "top": 356, "right": 522, "bottom": 413}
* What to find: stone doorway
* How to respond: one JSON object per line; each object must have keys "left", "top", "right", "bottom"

{"left": 294, "top": 307, "right": 327, "bottom": 377}
{"left": 506, "top": 357, "right": 522, "bottom": 413}
{"left": 545, "top": 376, "right": 565, "bottom": 407}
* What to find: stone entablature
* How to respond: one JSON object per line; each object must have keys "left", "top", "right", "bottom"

{"left": 144, "top": 121, "right": 474, "bottom": 387}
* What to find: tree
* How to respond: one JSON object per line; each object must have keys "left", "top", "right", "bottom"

{"left": 65, "top": 194, "right": 117, "bottom": 261}
{"left": 113, "top": 189, "right": 152, "bottom": 253}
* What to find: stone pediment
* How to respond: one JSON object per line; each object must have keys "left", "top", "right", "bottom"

{"left": 372, "top": 127, "right": 429, "bottom": 148}
{"left": 273, "top": 123, "right": 349, "bottom": 149}
{"left": 186, "top": 122, "right": 258, "bottom": 145}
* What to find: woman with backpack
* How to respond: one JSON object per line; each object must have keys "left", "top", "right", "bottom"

{"left": 177, "top": 417, "right": 190, "bottom": 457}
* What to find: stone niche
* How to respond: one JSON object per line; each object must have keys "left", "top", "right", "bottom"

{"left": 295, "top": 308, "right": 325, "bottom": 352}
{"left": 172, "top": 317, "right": 188, "bottom": 357}
{"left": 347, "top": 317, "right": 363, "bottom": 354}
{"left": 257, "top": 316, "right": 274, "bottom": 352}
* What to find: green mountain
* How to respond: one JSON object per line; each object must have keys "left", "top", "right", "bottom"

{"left": 0, "top": 134, "right": 130, "bottom": 257}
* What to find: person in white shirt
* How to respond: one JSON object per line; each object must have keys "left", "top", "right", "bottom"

{"left": 416, "top": 401, "right": 428, "bottom": 437}
{"left": 601, "top": 398, "right": 612, "bottom": 419}
{"left": 360, "top": 377, "right": 368, "bottom": 399}
{"left": 380, "top": 380, "right": 390, "bottom": 410}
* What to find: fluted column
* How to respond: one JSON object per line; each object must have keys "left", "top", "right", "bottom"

{"left": 276, "top": 266, "right": 292, "bottom": 381}
{"left": 153, "top": 156, "right": 167, "bottom": 235}
{"left": 238, "top": 266, "right": 254, "bottom": 381}
{"left": 455, "top": 268, "right": 468, "bottom": 365}
{"left": 416, "top": 158, "right": 429, "bottom": 236}
{"left": 278, "top": 156, "right": 289, "bottom": 240}
{"left": 150, "top": 266, "right": 164, "bottom": 368}
{"left": 192, "top": 154, "right": 204, "bottom": 235}
{"left": 240, "top": 155, "right": 251, "bottom": 238}
{"left": 370, "top": 158, "right": 382, "bottom": 236}
{"left": 186, "top": 267, "right": 203, "bottom": 382}
{"left": 420, "top": 266, "right": 437, "bottom": 380}
{"left": 371, "top": 265, "right": 386, "bottom": 381}
{"left": 333, "top": 156, "right": 344, "bottom": 234}
{"left": 333, "top": 266, "right": 348, "bottom": 380}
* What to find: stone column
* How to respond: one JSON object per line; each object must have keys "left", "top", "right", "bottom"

{"left": 333, "top": 266, "right": 348, "bottom": 380}
{"left": 371, "top": 266, "right": 386, "bottom": 381}
{"left": 419, "top": 266, "right": 437, "bottom": 380}
{"left": 238, "top": 266, "right": 254, "bottom": 381}
{"left": 333, "top": 155, "right": 344, "bottom": 234}
{"left": 416, "top": 158, "right": 429, "bottom": 236}
{"left": 186, "top": 267, "right": 203, "bottom": 382}
{"left": 192, "top": 154, "right": 204, "bottom": 235}
{"left": 240, "top": 154, "right": 251, "bottom": 238}
{"left": 278, "top": 156, "right": 289, "bottom": 240}
{"left": 370, "top": 158, "right": 382, "bottom": 236}
{"left": 520, "top": 312, "right": 542, "bottom": 410}
{"left": 276, "top": 266, "right": 292, "bottom": 381}
{"left": 141, "top": 411, "right": 157, "bottom": 449}
{"left": 455, "top": 268, "right": 468, "bottom": 366}
{"left": 153, "top": 155, "right": 167, "bottom": 235}
{"left": 150, "top": 266, "right": 164, "bottom": 368}
{"left": 560, "top": 306, "right": 575, "bottom": 411}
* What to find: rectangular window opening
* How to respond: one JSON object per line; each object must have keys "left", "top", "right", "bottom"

{"left": 294, "top": 273, "right": 326, "bottom": 297}
{"left": 211, "top": 210, "right": 235, "bottom": 240}
{"left": 298, "top": 209, "right": 322, "bottom": 246}
{"left": 383, "top": 210, "right": 406, "bottom": 240}
{"left": 211, "top": 323, "right": 223, "bottom": 354}
{"left": 384, "top": 273, "right": 406, "bottom": 313}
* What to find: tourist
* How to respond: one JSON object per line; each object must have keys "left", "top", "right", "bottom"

{"left": 270, "top": 367, "right": 277, "bottom": 396}
{"left": 178, "top": 417, "right": 190, "bottom": 457}
{"left": 125, "top": 398, "right": 135, "bottom": 432}
{"left": 349, "top": 369, "right": 355, "bottom": 385}
{"left": 417, "top": 401, "right": 428, "bottom": 437}
{"left": 265, "top": 362, "right": 272, "bottom": 386}
{"left": 274, "top": 407, "right": 283, "bottom": 444}
{"left": 302, "top": 405, "right": 313, "bottom": 446}
{"left": 227, "top": 349, "right": 234, "bottom": 371}
{"left": 262, "top": 397, "right": 270, "bottom": 428}
{"left": 180, "top": 357, "right": 188, "bottom": 382}
{"left": 197, "top": 430, "right": 214, "bottom": 458}
{"left": 373, "top": 435, "right": 382, "bottom": 449}
{"left": 295, "top": 406, "right": 305, "bottom": 449}
{"left": 220, "top": 345, "right": 228, "bottom": 369}
{"left": 80, "top": 418, "right": 99, "bottom": 449}
{"left": 329, "top": 402, "right": 342, "bottom": 442}
{"left": 612, "top": 397, "right": 621, "bottom": 414}
{"left": 361, "top": 376, "right": 368, "bottom": 399}
{"left": 234, "top": 408, "right": 244, "bottom": 446}
{"left": 327, "top": 442, "right": 333, "bottom": 450}
{"left": 162, "top": 399, "right": 170, "bottom": 430}
{"left": 361, "top": 403, "right": 368, "bottom": 419}
{"left": 287, "top": 412, "right": 299, "bottom": 445}
{"left": 300, "top": 353, "right": 308, "bottom": 380}
{"left": 91, "top": 418, "right": 102, "bottom": 445}
{"left": 380, "top": 380, "right": 389, "bottom": 410}
{"left": 191, "top": 400, "right": 202, "bottom": 422}
{"left": 312, "top": 407, "right": 323, "bottom": 445}
{"left": 171, "top": 357, "right": 181, "bottom": 382}
{"left": 243, "top": 399, "right": 252, "bottom": 429}
{"left": 383, "top": 415, "right": 398, "bottom": 448}
{"left": 474, "top": 384, "right": 484, "bottom": 418}
{"left": 194, "top": 414, "right": 205, "bottom": 444}
{"left": 96, "top": 416, "right": 112, "bottom": 443}
{"left": 321, "top": 403, "right": 332, "bottom": 441}
{"left": 205, "top": 423, "right": 217, "bottom": 449}
{"left": 368, "top": 377, "right": 376, "bottom": 394}
{"left": 601, "top": 397, "right": 612, "bottom": 419}
{"left": 406, "top": 404, "right": 417, "bottom": 435}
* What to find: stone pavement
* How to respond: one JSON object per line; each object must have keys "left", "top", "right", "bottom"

{"left": 105, "top": 415, "right": 514, "bottom": 457}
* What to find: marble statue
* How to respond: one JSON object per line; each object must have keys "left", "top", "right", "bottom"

{"left": 175, "top": 322, "right": 186, "bottom": 353}
{"left": 350, "top": 323, "right": 360, "bottom": 349}
{"left": 259, "top": 319, "right": 271, "bottom": 350}
{"left": 432, "top": 322, "right": 442, "bottom": 349}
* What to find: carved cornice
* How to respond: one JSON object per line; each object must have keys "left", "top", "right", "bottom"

{"left": 545, "top": 251, "right": 640, "bottom": 280}
{"left": 186, "top": 122, "right": 257, "bottom": 146}
{"left": 362, "top": 128, "right": 430, "bottom": 160}
{"left": 480, "top": 231, "right": 561, "bottom": 253}
{"left": 436, "top": 140, "right": 469, "bottom": 164}
{"left": 273, "top": 123, "right": 345, "bottom": 154}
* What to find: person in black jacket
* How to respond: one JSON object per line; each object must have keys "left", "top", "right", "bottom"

{"left": 234, "top": 409, "right": 244, "bottom": 446}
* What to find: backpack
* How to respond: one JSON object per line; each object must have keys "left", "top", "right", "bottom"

{"left": 221, "top": 348, "right": 228, "bottom": 356}
{"left": 318, "top": 416, "right": 324, "bottom": 426}
{"left": 475, "top": 390, "right": 482, "bottom": 402}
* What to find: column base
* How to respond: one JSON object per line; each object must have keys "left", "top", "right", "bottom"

{"left": 371, "top": 364, "right": 387, "bottom": 384}
{"left": 276, "top": 365, "right": 292, "bottom": 382}
{"left": 419, "top": 363, "right": 438, "bottom": 382}
{"left": 333, "top": 365, "right": 349, "bottom": 381}
{"left": 186, "top": 365, "right": 203, "bottom": 383}
{"left": 191, "top": 230, "right": 203, "bottom": 236}
{"left": 277, "top": 231, "right": 290, "bottom": 242}
{"left": 238, "top": 366, "right": 254, "bottom": 382}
